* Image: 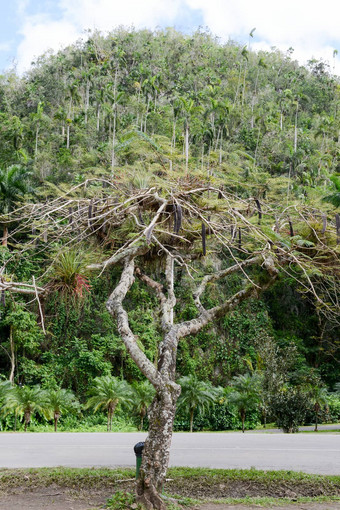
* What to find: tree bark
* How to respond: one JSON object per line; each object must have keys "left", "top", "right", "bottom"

{"left": 185, "top": 123, "right": 189, "bottom": 174}
{"left": 107, "top": 409, "right": 112, "bottom": 431}
{"left": 105, "top": 251, "right": 279, "bottom": 509}
{"left": 54, "top": 413, "right": 60, "bottom": 432}
{"left": 9, "top": 326, "right": 15, "bottom": 384}
{"left": 314, "top": 403, "right": 320, "bottom": 432}
{"left": 107, "top": 401, "right": 117, "bottom": 431}
{"left": 136, "top": 384, "right": 180, "bottom": 510}
{"left": 190, "top": 409, "right": 194, "bottom": 433}
{"left": 24, "top": 411, "right": 30, "bottom": 432}
{"left": 241, "top": 410, "right": 245, "bottom": 433}
{"left": 2, "top": 226, "right": 8, "bottom": 247}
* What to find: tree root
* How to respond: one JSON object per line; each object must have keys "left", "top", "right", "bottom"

{"left": 136, "top": 481, "right": 166, "bottom": 510}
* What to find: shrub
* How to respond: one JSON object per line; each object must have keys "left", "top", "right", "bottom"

{"left": 271, "top": 386, "right": 312, "bottom": 433}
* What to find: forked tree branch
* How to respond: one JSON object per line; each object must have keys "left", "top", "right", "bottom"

{"left": 193, "top": 254, "right": 263, "bottom": 313}
{"left": 106, "top": 257, "right": 161, "bottom": 388}
{"left": 177, "top": 254, "right": 279, "bottom": 338}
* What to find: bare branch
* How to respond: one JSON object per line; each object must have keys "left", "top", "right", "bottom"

{"left": 87, "top": 242, "right": 149, "bottom": 271}
{"left": 193, "top": 255, "right": 263, "bottom": 313}
{"left": 106, "top": 258, "right": 161, "bottom": 388}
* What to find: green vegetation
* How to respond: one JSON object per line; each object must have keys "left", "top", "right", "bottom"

{"left": 177, "top": 375, "right": 220, "bottom": 432}
{"left": 228, "top": 373, "right": 261, "bottom": 433}
{"left": 0, "top": 27, "right": 339, "bottom": 437}
{"left": 86, "top": 375, "right": 133, "bottom": 431}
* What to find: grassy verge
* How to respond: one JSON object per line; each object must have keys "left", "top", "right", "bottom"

{"left": 0, "top": 467, "right": 339, "bottom": 508}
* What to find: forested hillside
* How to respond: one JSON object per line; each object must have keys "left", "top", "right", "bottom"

{"left": 0, "top": 29, "right": 339, "bottom": 434}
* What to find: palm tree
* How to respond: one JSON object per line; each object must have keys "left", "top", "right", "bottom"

{"left": 0, "top": 165, "right": 31, "bottom": 246}
{"left": 0, "top": 380, "right": 12, "bottom": 430}
{"left": 4, "top": 385, "right": 46, "bottom": 431}
{"left": 229, "top": 373, "right": 261, "bottom": 433}
{"left": 309, "top": 385, "right": 328, "bottom": 432}
{"left": 177, "top": 375, "right": 220, "bottom": 433}
{"left": 0, "top": 380, "right": 12, "bottom": 406}
{"left": 31, "top": 101, "right": 45, "bottom": 156}
{"left": 132, "top": 380, "right": 155, "bottom": 430}
{"left": 177, "top": 96, "right": 203, "bottom": 174}
{"left": 44, "top": 388, "right": 79, "bottom": 432}
{"left": 86, "top": 375, "right": 133, "bottom": 431}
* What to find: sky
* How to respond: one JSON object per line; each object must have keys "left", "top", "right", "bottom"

{"left": 0, "top": 0, "right": 340, "bottom": 76}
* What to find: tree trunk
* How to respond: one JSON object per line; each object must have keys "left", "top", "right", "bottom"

{"left": 24, "top": 411, "right": 30, "bottom": 432}
{"left": 190, "top": 409, "right": 194, "bottom": 433}
{"left": 2, "top": 226, "right": 8, "bottom": 247}
{"left": 107, "top": 401, "right": 117, "bottom": 431}
{"left": 219, "top": 134, "right": 223, "bottom": 165}
{"left": 136, "top": 385, "right": 180, "bottom": 510}
{"left": 9, "top": 326, "right": 15, "bottom": 384}
{"left": 314, "top": 403, "right": 320, "bottom": 432}
{"left": 294, "top": 102, "right": 298, "bottom": 153}
{"left": 105, "top": 252, "right": 279, "bottom": 510}
{"left": 97, "top": 104, "right": 100, "bottom": 132}
{"left": 241, "top": 410, "right": 245, "bottom": 433}
{"left": 185, "top": 123, "right": 189, "bottom": 174}
{"left": 35, "top": 124, "right": 39, "bottom": 156}
{"left": 111, "top": 109, "right": 116, "bottom": 174}
{"left": 85, "top": 80, "right": 90, "bottom": 124}
{"left": 107, "top": 409, "right": 112, "bottom": 431}
{"left": 54, "top": 413, "right": 60, "bottom": 432}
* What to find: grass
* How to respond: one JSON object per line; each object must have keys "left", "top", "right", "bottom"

{"left": 0, "top": 466, "right": 135, "bottom": 487}
{"left": 0, "top": 466, "right": 339, "bottom": 502}
{"left": 193, "top": 495, "right": 340, "bottom": 506}
{"left": 302, "top": 429, "right": 340, "bottom": 434}
{"left": 167, "top": 466, "right": 340, "bottom": 483}
{"left": 2, "top": 420, "right": 339, "bottom": 434}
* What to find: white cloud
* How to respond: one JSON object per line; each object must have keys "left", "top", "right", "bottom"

{"left": 60, "top": 0, "right": 182, "bottom": 31}
{"left": 185, "top": 0, "right": 340, "bottom": 72}
{"left": 17, "top": 15, "right": 81, "bottom": 73}
{"left": 0, "top": 42, "right": 11, "bottom": 52}
{"left": 15, "top": 0, "right": 183, "bottom": 74}
{"left": 14, "top": 0, "right": 340, "bottom": 75}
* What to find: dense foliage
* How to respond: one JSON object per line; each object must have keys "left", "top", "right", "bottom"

{"left": 0, "top": 28, "right": 339, "bottom": 432}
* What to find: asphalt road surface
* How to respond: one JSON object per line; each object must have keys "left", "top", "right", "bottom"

{"left": 1, "top": 431, "right": 339, "bottom": 474}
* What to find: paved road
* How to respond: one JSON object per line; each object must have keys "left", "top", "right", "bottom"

{"left": 0, "top": 432, "right": 339, "bottom": 474}
{"left": 253, "top": 424, "right": 340, "bottom": 433}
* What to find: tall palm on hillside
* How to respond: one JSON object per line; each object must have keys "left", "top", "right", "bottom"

{"left": 44, "top": 388, "right": 80, "bottom": 432}
{"left": 177, "top": 375, "right": 220, "bottom": 432}
{"left": 86, "top": 375, "right": 133, "bottom": 431}
{"left": 4, "top": 385, "right": 46, "bottom": 431}
{"left": 0, "top": 165, "right": 31, "bottom": 246}
{"left": 132, "top": 380, "right": 155, "bottom": 430}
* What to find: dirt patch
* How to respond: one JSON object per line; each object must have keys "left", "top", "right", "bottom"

{"left": 165, "top": 476, "right": 340, "bottom": 499}
{"left": 0, "top": 485, "right": 111, "bottom": 510}
{"left": 0, "top": 491, "right": 340, "bottom": 510}
{"left": 0, "top": 469, "right": 339, "bottom": 510}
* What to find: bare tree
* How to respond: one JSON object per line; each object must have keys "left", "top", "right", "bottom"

{"left": 0, "top": 180, "right": 339, "bottom": 509}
